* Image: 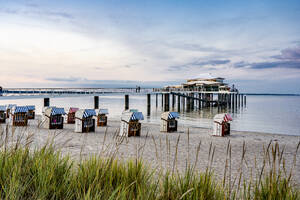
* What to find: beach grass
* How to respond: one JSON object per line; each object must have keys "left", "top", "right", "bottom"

{"left": 0, "top": 126, "right": 299, "bottom": 199}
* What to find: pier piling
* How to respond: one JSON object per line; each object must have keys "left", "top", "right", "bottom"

{"left": 156, "top": 93, "right": 158, "bottom": 107}
{"left": 235, "top": 94, "right": 238, "bottom": 110}
{"left": 125, "top": 95, "right": 129, "bottom": 110}
{"left": 198, "top": 93, "right": 202, "bottom": 109}
{"left": 147, "top": 94, "right": 151, "bottom": 116}
{"left": 172, "top": 93, "right": 175, "bottom": 108}
{"left": 244, "top": 95, "right": 247, "bottom": 106}
{"left": 229, "top": 93, "right": 232, "bottom": 108}
{"left": 94, "top": 96, "right": 99, "bottom": 109}
{"left": 182, "top": 94, "right": 185, "bottom": 111}
{"left": 177, "top": 94, "right": 180, "bottom": 112}
{"left": 186, "top": 96, "right": 190, "bottom": 111}
{"left": 241, "top": 94, "right": 244, "bottom": 107}
{"left": 164, "top": 93, "right": 170, "bottom": 112}
{"left": 191, "top": 93, "right": 194, "bottom": 110}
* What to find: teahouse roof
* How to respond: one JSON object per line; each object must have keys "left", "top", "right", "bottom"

{"left": 214, "top": 113, "right": 232, "bottom": 123}
{"left": 187, "top": 73, "right": 225, "bottom": 82}
{"left": 161, "top": 112, "right": 179, "bottom": 120}
{"left": 121, "top": 110, "right": 144, "bottom": 122}
{"left": 75, "top": 109, "right": 96, "bottom": 119}
{"left": 183, "top": 80, "right": 222, "bottom": 86}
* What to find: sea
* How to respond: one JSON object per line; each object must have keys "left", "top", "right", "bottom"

{"left": 0, "top": 94, "right": 300, "bottom": 136}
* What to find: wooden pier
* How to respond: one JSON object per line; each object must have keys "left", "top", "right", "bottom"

{"left": 1, "top": 87, "right": 247, "bottom": 116}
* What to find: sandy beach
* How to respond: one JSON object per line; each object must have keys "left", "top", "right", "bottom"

{"left": 1, "top": 116, "right": 300, "bottom": 186}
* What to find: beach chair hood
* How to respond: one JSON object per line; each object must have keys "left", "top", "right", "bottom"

{"left": 161, "top": 112, "right": 179, "bottom": 120}
{"left": 26, "top": 105, "right": 35, "bottom": 111}
{"left": 75, "top": 109, "right": 96, "bottom": 120}
{"left": 121, "top": 110, "right": 144, "bottom": 123}
{"left": 0, "top": 105, "right": 7, "bottom": 111}
{"left": 45, "top": 107, "right": 66, "bottom": 117}
{"left": 214, "top": 113, "right": 232, "bottom": 123}
{"left": 98, "top": 109, "right": 109, "bottom": 115}
{"left": 12, "top": 106, "right": 29, "bottom": 114}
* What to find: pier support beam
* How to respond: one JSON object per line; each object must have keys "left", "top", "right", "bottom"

{"left": 94, "top": 96, "right": 99, "bottom": 109}
{"left": 172, "top": 93, "right": 175, "bottom": 108}
{"left": 198, "top": 93, "right": 202, "bottom": 109}
{"left": 244, "top": 95, "right": 247, "bottom": 106}
{"left": 147, "top": 94, "right": 151, "bottom": 116}
{"left": 182, "top": 94, "right": 185, "bottom": 111}
{"left": 241, "top": 94, "right": 244, "bottom": 107}
{"left": 186, "top": 96, "right": 191, "bottom": 112}
{"left": 177, "top": 94, "right": 180, "bottom": 112}
{"left": 164, "top": 93, "right": 170, "bottom": 112}
{"left": 156, "top": 93, "right": 158, "bottom": 107}
{"left": 44, "top": 98, "right": 50, "bottom": 107}
{"left": 235, "top": 94, "right": 238, "bottom": 110}
{"left": 190, "top": 93, "right": 194, "bottom": 110}
{"left": 161, "top": 93, "right": 163, "bottom": 108}
{"left": 238, "top": 94, "right": 241, "bottom": 107}
{"left": 125, "top": 94, "right": 129, "bottom": 110}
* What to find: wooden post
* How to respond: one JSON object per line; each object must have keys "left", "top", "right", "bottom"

{"left": 190, "top": 93, "right": 194, "bottom": 110}
{"left": 44, "top": 98, "right": 50, "bottom": 107}
{"left": 235, "top": 94, "right": 238, "bottom": 110}
{"left": 94, "top": 96, "right": 99, "bottom": 109}
{"left": 161, "top": 93, "right": 163, "bottom": 108}
{"left": 177, "top": 94, "right": 180, "bottom": 112}
{"left": 186, "top": 95, "right": 190, "bottom": 111}
{"left": 229, "top": 93, "right": 231, "bottom": 108}
{"left": 238, "top": 94, "right": 241, "bottom": 107}
{"left": 172, "top": 93, "right": 175, "bottom": 108}
{"left": 241, "top": 94, "right": 244, "bottom": 107}
{"left": 147, "top": 94, "right": 151, "bottom": 116}
{"left": 198, "top": 93, "right": 201, "bottom": 109}
{"left": 164, "top": 93, "right": 169, "bottom": 112}
{"left": 156, "top": 93, "right": 158, "bottom": 107}
{"left": 244, "top": 95, "right": 247, "bottom": 106}
{"left": 125, "top": 95, "right": 129, "bottom": 110}
{"left": 182, "top": 94, "right": 185, "bottom": 111}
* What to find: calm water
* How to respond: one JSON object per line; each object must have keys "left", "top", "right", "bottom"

{"left": 1, "top": 94, "right": 300, "bottom": 136}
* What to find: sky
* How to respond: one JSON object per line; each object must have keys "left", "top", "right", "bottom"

{"left": 0, "top": 0, "right": 300, "bottom": 93}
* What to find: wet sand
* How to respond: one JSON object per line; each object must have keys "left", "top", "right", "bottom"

{"left": 1, "top": 116, "right": 300, "bottom": 186}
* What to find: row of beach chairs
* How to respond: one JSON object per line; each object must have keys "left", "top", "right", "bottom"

{"left": 0, "top": 104, "right": 232, "bottom": 137}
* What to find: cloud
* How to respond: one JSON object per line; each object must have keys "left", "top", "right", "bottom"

{"left": 234, "top": 60, "right": 300, "bottom": 69}
{"left": 168, "top": 59, "right": 230, "bottom": 71}
{"left": 46, "top": 77, "right": 82, "bottom": 82}
{"left": 272, "top": 46, "right": 300, "bottom": 60}
{"left": 0, "top": 5, "right": 74, "bottom": 20}
{"left": 234, "top": 45, "right": 300, "bottom": 70}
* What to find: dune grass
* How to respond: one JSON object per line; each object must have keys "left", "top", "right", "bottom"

{"left": 0, "top": 125, "right": 299, "bottom": 199}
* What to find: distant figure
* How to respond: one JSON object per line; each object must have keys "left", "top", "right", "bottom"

{"left": 136, "top": 86, "right": 141, "bottom": 93}
{"left": 230, "top": 84, "right": 238, "bottom": 93}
